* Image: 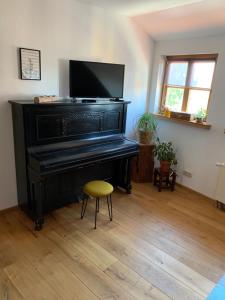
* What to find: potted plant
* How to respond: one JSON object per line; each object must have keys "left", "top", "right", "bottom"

{"left": 195, "top": 108, "right": 207, "bottom": 123}
{"left": 153, "top": 139, "right": 177, "bottom": 173}
{"left": 136, "top": 113, "right": 157, "bottom": 144}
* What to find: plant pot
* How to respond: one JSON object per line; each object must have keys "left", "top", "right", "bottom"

{"left": 138, "top": 130, "right": 153, "bottom": 144}
{"left": 196, "top": 117, "right": 203, "bottom": 124}
{"left": 160, "top": 161, "right": 170, "bottom": 173}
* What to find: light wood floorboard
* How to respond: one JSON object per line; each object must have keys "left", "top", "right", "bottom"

{"left": 0, "top": 183, "right": 224, "bottom": 299}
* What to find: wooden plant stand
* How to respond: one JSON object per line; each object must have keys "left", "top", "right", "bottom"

{"left": 153, "top": 168, "right": 176, "bottom": 192}
{"left": 131, "top": 144, "right": 154, "bottom": 183}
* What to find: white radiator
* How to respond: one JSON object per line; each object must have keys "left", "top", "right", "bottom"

{"left": 215, "top": 163, "right": 225, "bottom": 205}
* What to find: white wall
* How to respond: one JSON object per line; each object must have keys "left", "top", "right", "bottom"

{"left": 0, "top": 0, "right": 153, "bottom": 210}
{"left": 149, "top": 35, "right": 225, "bottom": 199}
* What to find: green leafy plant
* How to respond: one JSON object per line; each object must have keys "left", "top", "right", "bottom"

{"left": 195, "top": 108, "right": 207, "bottom": 120}
{"left": 153, "top": 139, "right": 177, "bottom": 165}
{"left": 136, "top": 113, "right": 157, "bottom": 132}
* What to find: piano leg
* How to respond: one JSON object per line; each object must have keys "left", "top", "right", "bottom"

{"left": 35, "top": 219, "right": 43, "bottom": 231}
{"left": 125, "top": 158, "right": 132, "bottom": 194}
{"left": 116, "top": 157, "right": 133, "bottom": 194}
{"left": 126, "top": 184, "right": 132, "bottom": 194}
{"left": 33, "top": 180, "right": 45, "bottom": 231}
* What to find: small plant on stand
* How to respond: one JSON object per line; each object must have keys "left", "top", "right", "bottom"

{"left": 153, "top": 138, "right": 177, "bottom": 173}
{"left": 136, "top": 113, "right": 157, "bottom": 144}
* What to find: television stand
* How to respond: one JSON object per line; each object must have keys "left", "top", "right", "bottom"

{"left": 71, "top": 98, "right": 97, "bottom": 103}
{"left": 110, "top": 98, "right": 124, "bottom": 102}
{"left": 81, "top": 99, "right": 96, "bottom": 103}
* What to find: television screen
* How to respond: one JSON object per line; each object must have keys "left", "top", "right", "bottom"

{"left": 69, "top": 60, "right": 125, "bottom": 98}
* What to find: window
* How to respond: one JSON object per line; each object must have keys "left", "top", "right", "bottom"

{"left": 161, "top": 54, "right": 217, "bottom": 116}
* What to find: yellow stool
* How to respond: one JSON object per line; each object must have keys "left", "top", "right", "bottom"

{"left": 81, "top": 180, "right": 114, "bottom": 229}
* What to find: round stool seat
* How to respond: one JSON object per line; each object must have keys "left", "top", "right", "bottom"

{"left": 83, "top": 180, "right": 113, "bottom": 197}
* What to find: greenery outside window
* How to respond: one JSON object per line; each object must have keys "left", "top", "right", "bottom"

{"left": 161, "top": 54, "right": 218, "bottom": 117}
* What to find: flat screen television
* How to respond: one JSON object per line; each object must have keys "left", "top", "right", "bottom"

{"left": 69, "top": 60, "right": 125, "bottom": 99}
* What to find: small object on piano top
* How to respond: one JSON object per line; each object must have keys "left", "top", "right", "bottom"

{"left": 34, "top": 95, "right": 59, "bottom": 103}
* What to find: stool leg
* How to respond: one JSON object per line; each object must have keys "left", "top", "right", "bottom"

{"left": 106, "top": 196, "right": 109, "bottom": 217}
{"left": 107, "top": 195, "right": 113, "bottom": 221}
{"left": 97, "top": 197, "right": 99, "bottom": 213}
{"left": 110, "top": 194, "right": 113, "bottom": 221}
{"left": 81, "top": 197, "right": 88, "bottom": 219}
{"left": 107, "top": 196, "right": 111, "bottom": 221}
{"left": 94, "top": 197, "right": 98, "bottom": 229}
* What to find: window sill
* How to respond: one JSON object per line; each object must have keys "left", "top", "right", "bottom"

{"left": 154, "top": 114, "right": 212, "bottom": 130}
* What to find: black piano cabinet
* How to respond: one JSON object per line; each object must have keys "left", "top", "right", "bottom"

{"left": 9, "top": 100, "right": 138, "bottom": 230}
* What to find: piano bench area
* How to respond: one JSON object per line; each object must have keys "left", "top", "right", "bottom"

{"left": 81, "top": 180, "right": 114, "bottom": 229}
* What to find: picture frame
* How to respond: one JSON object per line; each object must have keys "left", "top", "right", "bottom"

{"left": 19, "top": 48, "right": 41, "bottom": 80}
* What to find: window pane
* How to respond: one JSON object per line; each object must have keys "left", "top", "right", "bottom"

{"left": 186, "top": 89, "right": 210, "bottom": 114}
{"left": 190, "top": 62, "right": 215, "bottom": 88}
{"left": 165, "top": 87, "right": 184, "bottom": 112}
{"left": 167, "top": 62, "right": 188, "bottom": 86}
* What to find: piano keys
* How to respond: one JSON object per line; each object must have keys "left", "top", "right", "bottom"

{"left": 9, "top": 99, "right": 138, "bottom": 230}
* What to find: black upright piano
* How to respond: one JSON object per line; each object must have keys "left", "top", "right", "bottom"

{"left": 9, "top": 99, "right": 138, "bottom": 230}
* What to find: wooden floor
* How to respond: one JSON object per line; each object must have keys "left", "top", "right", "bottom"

{"left": 0, "top": 183, "right": 225, "bottom": 300}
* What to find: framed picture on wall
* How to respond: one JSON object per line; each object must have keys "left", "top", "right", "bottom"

{"left": 19, "top": 48, "right": 41, "bottom": 80}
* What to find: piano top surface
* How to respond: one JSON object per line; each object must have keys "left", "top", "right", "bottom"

{"left": 9, "top": 99, "right": 131, "bottom": 105}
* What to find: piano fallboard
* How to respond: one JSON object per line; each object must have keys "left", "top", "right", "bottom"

{"left": 29, "top": 137, "right": 138, "bottom": 175}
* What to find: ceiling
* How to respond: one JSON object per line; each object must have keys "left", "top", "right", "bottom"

{"left": 133, "top": 0, "right": 225, "bottom": 40}
{"left": 78, "top": 0, "right": 225, "bottom": 40}
{"left": 77, "top": 0, "right": 203, "bottom": 16}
